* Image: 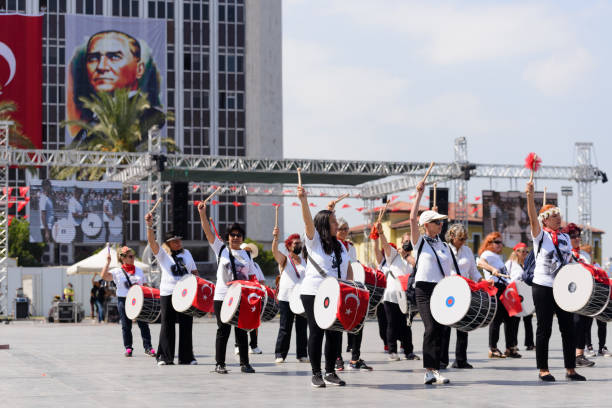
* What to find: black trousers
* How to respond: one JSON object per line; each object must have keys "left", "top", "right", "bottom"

{"left": 440, "top": 326, "right": 469, "bottom": 365}
{"left": 117, "top": 297, "right": 152, "bottom": 350}
{"left": 348, "top": 329, "right": 363, "bottom": 361}
{"left": 416, "top": 281, "right": 444, "bottom": 369}
{"left": 532, "top": 283, "right": 575, "bottom": 370}
{"left": 585, "top": 317, "right": 607, "bottom": 350}
{"left": 214, "top": 300, "right": 249, "bottom": 366}
{"left": 157, "top": 295, "right": 194, "bottom": 364}
{"left": 574, "top": 313, "right": 589, "bottom": 350}
{"left": 489, "top": 282, "right": 513, "bottom": 349}
{"left": 508, "top": 316, "right": 520, "bottom": 348}
{"left": 274, "top": 300, "right": 308, "bottom": 359}
{"left": 236, "top": 328, "right": 259, "bottom": 348}
{"left": 302, "top": 294, "right": 340, "bottom": 374}
{"left": 523, "top": 315, "right": 534, "bottom": 347}
{"left": 384, "top": 301, "right": 412, "bottom": 355}
{"left": 376, "top": 304, "right": 388, "bottom": 346}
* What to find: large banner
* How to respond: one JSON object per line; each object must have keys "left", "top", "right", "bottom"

{"left": 482, "top": 190, "right": 557, "bottom": 248}
{"left": 0, "top": 14, "right": 43, "bottom": 148}
{"left": 29, "top": 180, "right": 123, "bottom": 244}
{"left": 64, "top": 15, "right": 166, "bottom": 146}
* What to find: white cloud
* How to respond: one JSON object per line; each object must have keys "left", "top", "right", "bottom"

{"left": 523, "top": 48, "right": 595, "bottom": 95}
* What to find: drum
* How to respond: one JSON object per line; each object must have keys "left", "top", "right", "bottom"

{"left": 172, "top": 275, "right": 215, "bottom": 318}
{"left": 289, "top": 283, "right": 306, "bottom": 316}
{"left": 314, "top": 277, "right": 369, "bottom": 334}
{"left": 352, "top": 262, "right": 386, "bottom": 317}
{"left": 125, "top": 285, "right": 161, "bottom": 323}
{"left": 108, "top": 216, "right": 122, "bottom": 236}
{"left": 396, "top": 275, "right": 413, "bottom": 315}
{"left": 52, "top": 219, "right": 76, "bottom": 243}
{"left": 82, "top": 213, "right": 102, "bottom": 237}
{"left": 515, "top": 280, "right": 535, "bottom": 317}
{"left": 430, "top": 276, "right": 497, "bottom": 332}
{"left": 220, "top": 281, "right": 266, "bottom": 331}
{"left": 261, "top": 286, "right": 280, "bottom": 322}
{"left": 553, "top": 263, "right": 611, "bottom": 317}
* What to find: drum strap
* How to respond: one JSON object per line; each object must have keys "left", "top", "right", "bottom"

{"left": 218, "top": 244, "right": 252, "bottom": 281}
{"left": 288, "top": 255, "right": 301, "bottom": 279}
{"left": 120, "top": 267, "right": 133, "bottom": 290}
{"left": 306, "top": 253, "right": 328, "bottom": 278}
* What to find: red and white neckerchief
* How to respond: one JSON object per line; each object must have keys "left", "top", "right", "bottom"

{"left": 122, "top": 264, "right": 136, "bottom": 275}
{"left": 287, "top": 254, "right": 302, "bottom": 279}
{"left": 542, "top": 227, "right": 559, "bottom": 246}
{"left": 340, "top": 239, "right": 350, "bottom": 251}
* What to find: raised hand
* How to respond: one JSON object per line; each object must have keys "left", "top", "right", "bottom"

{"left": 416, "top": 180, "right": 425, "bottom": 194}
{"left": 272, "top": 226, "right": 279, "bottom": 239}
{"left": 145, "top": 212, "right": 153, "bottom": 227}
{"left": 297, "top": 186, "right": 307, "bottom": 200}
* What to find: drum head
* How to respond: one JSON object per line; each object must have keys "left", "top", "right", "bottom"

{"left": 172, "top": 274, "right": 197, "bottom": 313}
{"left": 220, "top": 283, "right": 242, "bottom": 323}
{"left": 351, "top": 262, "right": 366, "bottom": 284}
{"left": 430, "top": 276, "right": 472, "bottom": 326}
{"left": 109, "top": 216, "right": 122, "bottom": 235}
{"left": 82, "top": 213, "right": 102, "bottom": 237}
{"left": 52, "top": 219, "right": 76, "bottom": 244}
{"left": 515, "top": 280, "right": 535, "bottom": 317}
{"left": 289, "top": 283, "right": 305, "bottom": 315}
{"left": 314, "top": 277, "right": 340, "bottom": 330}
{"left": 553, "top": 263, "right": 595, "bottom": 312}
{"left": 125, "top": 285, "right": 144, "bottom": 320}
{"left": 397, "top": 289, "right": 408, "bottom": 314}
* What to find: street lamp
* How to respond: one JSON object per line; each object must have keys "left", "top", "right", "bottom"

{"left": 561, "top": 186, "right": 573, "bottom": 222}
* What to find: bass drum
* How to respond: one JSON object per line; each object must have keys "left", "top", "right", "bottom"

{"left": 52, "top": 219, "right": 76, "bottom": 244}
{"left": 289, "top": 283, "right": 306, "bottom": 316}
{"left": 108, "top": 216, "right": 123, "bottom": 236}
{"left": 515, "top": 280, "right": 535, "bottom": 317}
{"left": 82, "top": 213, "right": 102, "bottom": 237}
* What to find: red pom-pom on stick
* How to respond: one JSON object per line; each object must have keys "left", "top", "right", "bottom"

{"left": 524, "top": 152, "right": 542, "bottom": 182}
{"left": 369, "top": 225, "right": 379, "bottom": 240}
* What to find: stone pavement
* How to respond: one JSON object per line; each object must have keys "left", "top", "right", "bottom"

{"left": 1, "top": 316, "right": 612, "bottom": 408}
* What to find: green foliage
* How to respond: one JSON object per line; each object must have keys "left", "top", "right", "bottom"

{"left": 8, "top": 219, "right": 45, "bottom": 266}
{"left": 244, "top": 238, "right": 278, "bottom": 277}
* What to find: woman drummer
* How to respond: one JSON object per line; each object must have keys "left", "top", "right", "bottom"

{"left": 477, "top": 232, "right": 520, "bottom": 359}
{"left": 526, "top": 181, "right": 584, "bottom": 381}
{"left": 297, "top": 185, "right": 352, "bottom": 388}
{"left": 197, "top": 202, "right": 256, "bottom": 374}
{"left": 144, "top": 214, "right": 198, "bottom": 366}
{"left": 505, "top": 243, "right": 534, "bottom": 351}
{"left": 272, "top": 230, "right": 308, "bottom": 363}
{"left": 100, "top": 246, "right": 155, "bottom": 358}
{"left": 410, "top": 179, "right": 456, "bottom": 385}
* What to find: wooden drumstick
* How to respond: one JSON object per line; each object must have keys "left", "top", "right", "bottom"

{"left": 274, "top": 205, "right": 279, "bottom": 229}
{"left": 203, "top": 186, "right": 222, "bottom": 205}
{"left": 297, "top": 167, "right": 302, "bottom": 187}
{"left": 543, "top": 187, "right": 547, "bottom": 206}
{"left": 149, "top": 197, "right": 163, "bottom": 214}
{"left": 433, "top": 182, "right": 437, "bottom": 209}
{"left": 334, "top": 193, "right": 350, "bottom": 205}
{"left": 421, "top": 161, "right": 435, "bottom": 184}
{"left": 376, "top": 200, "right": 391, "bottom": 224}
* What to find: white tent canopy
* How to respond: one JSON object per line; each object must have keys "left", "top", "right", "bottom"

{"left": 67, "top": 246, "right": 151, "bottom": 275}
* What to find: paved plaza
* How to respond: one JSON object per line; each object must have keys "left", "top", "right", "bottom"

{"left": 2, "top": 316, "right": 612, "bottom": 407}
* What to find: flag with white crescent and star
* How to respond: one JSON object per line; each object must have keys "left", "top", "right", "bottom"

{"left": 0, "top": 14, "right": 42, "bottom": 148}
{"left": 500, "top": 281, "right": 523, "bottom": 317}
{"left": 236, "top": 283, "right": 265, "bottom": 330}
{"left": 337, "top": 284, "right": 369, "bottom": 331}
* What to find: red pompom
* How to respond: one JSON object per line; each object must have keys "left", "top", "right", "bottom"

{"left": 369, "top": 225, "right": 379, "bottom": 240}
{"left": 524, "top": 152, "right": 542, "bottom": 172}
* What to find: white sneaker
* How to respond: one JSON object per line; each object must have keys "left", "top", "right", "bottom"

{"left": 190, "top": 360, "right": 198, "bottom": 365}
{"left": 157, "top": 361, "right": 167, "bottom": 366}
{"left": 424, "top": 370, "right": 436, "bottom": 384}
{"left": 586, "top": 349, "right": 597, "bottom": 358}
{"left": 433, "top": 370, "right": 450, "bottom": 384}
{"left": 250, "top": 347, "right": 263, "bottom": 354}
{"left": 275, "top": 357, "right": 285, "bottom": 363}
{"left": 234, "top": 347, "right": 240, "bottom": 355}
{"left": 297, "top": 357, "right": 309, "bottom": 363}
{"left": 388, "top": 353, "right": 400, "bottom": 361}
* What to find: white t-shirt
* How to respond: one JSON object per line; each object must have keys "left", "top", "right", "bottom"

{"left": 411, "top": 235, "right": 455, "bottom": 283}
{"left": 155, "top": 248, "right": 198, "bottom": 296}
{"left": 300, "top": 230, "right": 349, "bottom": 296}
{"left": 450, "top": 244, "right": 481, "bottom": 281}
{"left": 251, "top": 262, "right": 265, "bottom": 282}
{"left": 68, "top": 196, "right": 83, "bottom": 226}
{"left": 340, "top": 240, "right": 358, "bottom": 263}
{"left": 278, "top": 255, "right": 306, "bottom": 302}
{"left": 103, "top": 199, "right": 113, "bottom": 223}
{"left": 383, "top": 246, "right": 412, "bottom": 304}
{"left": 211, "top": 237, "right": 255, "bottom": 301}
{"left": 111, "top": 266, "right": 146, "bottom": 297}
{"left": 39, "top": 192, "right": 54, "bottom": 229}
{"left": 505, "top": 260, "right": 525, "bottom": 282}
{"left": 480, "top": 250, "right": 510, "bottom": 285}
{"left": 532, "top": 230, "right": 572, "bottom": 288}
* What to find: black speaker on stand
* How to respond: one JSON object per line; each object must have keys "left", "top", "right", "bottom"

{"left": 171, "top": 182, "right": 189, "bottom": 239}
{"left": 429, "top": 187, "right": 449, "bottom": 241}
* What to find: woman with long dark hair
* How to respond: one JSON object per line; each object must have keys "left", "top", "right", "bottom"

{"left": 297, "top": 186, "right": 353, "bottom": 388}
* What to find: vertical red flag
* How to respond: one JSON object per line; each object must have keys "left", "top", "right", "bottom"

{"left": 500, "top": 281, "right": 523, "bottom": 317}
{"left": 0, "top": 14, "right": 43, "bottom": 148}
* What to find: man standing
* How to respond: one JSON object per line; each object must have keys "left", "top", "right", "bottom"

{"left": 68, "top": 187, "right": 86, "bottom": 242}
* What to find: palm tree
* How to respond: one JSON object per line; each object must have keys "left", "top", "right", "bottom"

{"left": 58, "top": 88, "right": 176, "bottom": 180}
{"left": 0, "top": 100, "right": 37, "bottom": 149}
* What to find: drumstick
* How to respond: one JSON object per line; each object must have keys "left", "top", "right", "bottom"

{"left": 433, "top": 183, "right": 437, "bottom": 209}
{"left": 376, "top": 200, "right": 391, "bottom": 224}
{"left": 149, "top": 197, "right": 162, "bottom": 214}
{"left": 421, "top": 161, "right": 435, "bottom": 184}
{"left": 334, "top": 193, "right": 350, "bottom": 205}
{"left": 203, "top": 186, "right": 222, "bottom": 205}
{"left": 297, "top": 167, "right": 302, "bottom": 187}
{"left": 274, "top": 205, "right": 279, "bottom": 229}
{"left": 543, "top": 187, "right": 547, "bottom": 206}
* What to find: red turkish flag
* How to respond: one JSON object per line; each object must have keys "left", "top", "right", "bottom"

{"left": 0, "top": 14, "right": 42, "bottom": 148}
{"left": 193, "top": 277, "right": 215, "bottom": 314}
{"left": 397, "top": 275, "right": 410, "bottom": 291}
{"left": 500, "top": 281, "right": 522, "bottom": 317}
{"left": 336, "top": 284, "right": 369, "bottom": 331}
{"left": 236, "top": 284, "right": 264, "bottom": 330}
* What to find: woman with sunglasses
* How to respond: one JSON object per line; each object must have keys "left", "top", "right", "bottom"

{"left": 197, "top": 202, "right": 256, "bottom": 374}
{"left": 505, "top": 243, "right": 534, "bottom": 351}
{"left": 100, "top": 246, "right": 155, "bottom": 358}
{"left": 297, "top": 186, "right": 353, "bottom": 388}
{"left": 272, "top": 229, "right": 308, "bottom": 364}
{"left": 477, "top": 232, "right": 520, "bottom": 359}
{"left": 526, "top": 181, "right": 584, "bottom": 381}
{"left": 410, "top": 180, "right": 456, "bottom": 385}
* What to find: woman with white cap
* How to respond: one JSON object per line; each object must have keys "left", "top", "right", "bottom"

{"left": 410, "top": 180, "right": 456, "bottom": 385}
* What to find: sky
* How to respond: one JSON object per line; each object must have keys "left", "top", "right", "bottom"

{"left": 280, "top": 0, "right": 612, "bottom": 264}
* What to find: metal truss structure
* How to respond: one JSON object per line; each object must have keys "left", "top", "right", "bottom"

{"left": 0, "top": 122, "right": 11, "bottom": 320}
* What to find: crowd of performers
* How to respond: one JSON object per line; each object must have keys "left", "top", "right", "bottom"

{"left": 102, "top": 178, "right": 611, "bottom": 387}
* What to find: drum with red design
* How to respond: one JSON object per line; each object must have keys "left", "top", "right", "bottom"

{"left": 553, "top": 263, "right": 611, "bottom": 319}
{"left": 351, "top": 262, "right": 386, "bottom": 317}
{"left": 260, "top": 285, "right": 279, "bottom": 322}
{"left": 220, "top": 281, "right": 266, "bottom": 331}
{"left": 515, "top": 280, "right": 535, "bottom": 317}
{"left": 172, "top": 275, "right": 215, "bottom": 318}
{"left": 430, "top": 275, "right": 497, "bottom": 332}
{"left": 314, "top": 277, "right": 369, "bottom": 334}
{"left": 289, "top": 283, "right": 306, "bottom": 316}
{"left": 125, "top": 285, "right": 161, "bottom": 323}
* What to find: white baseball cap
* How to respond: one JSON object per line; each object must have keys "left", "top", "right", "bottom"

{"left": 240, "top": 242, "right": 259, "bottom": 259}
{"left": 419, "top": 210, "right": 448, "bottom": 226}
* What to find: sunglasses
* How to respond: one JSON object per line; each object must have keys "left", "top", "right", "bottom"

{"left": 570, "top": 234, "right": 581, "bottom": 239}
{"left": 457, "top": 237, "right": 467, "bottom": 242}
{"left": 430, "top": 220, "right": 443, "bottom": 225}
{"left": 493, "top": 240, "right": 503, "bottom": 245}
{"left": 338, "top": 227, "right": 349, "bottom": 231}
{"left": 122, "top": 254, "right": 134, "bottom": 259}
{"left": 229, "top": 233, "right": 243, "bottom": 238}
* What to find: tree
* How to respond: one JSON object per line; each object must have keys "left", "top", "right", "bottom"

{"left": 8, "top": 219, "right": 45, "bottom": 266}
{"left": 244, "top": 238, "right": 278, "bottom": 277}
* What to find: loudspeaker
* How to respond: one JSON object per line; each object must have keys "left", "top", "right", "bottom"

{"left": 172, "top": 182, "right": 189, "bottom": 239}
{"left": 429, "top": 187, "right": 449, "bottom": 241}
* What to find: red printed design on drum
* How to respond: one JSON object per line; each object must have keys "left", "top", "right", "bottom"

{"left": 500, "top": 281, "right": 523, "bottom": 317}
{"left": 336, "top": 285, "right": 369, "bottom": 332}
{"left": 362, "top": 265, "right": 387, "bottom": 288}
{"left": 182, "top": 288, "right": 188, "bottom": 297}
{"left": 131, "top": 297, "right": 136, "bottom": 306}
{"left": 398, "top": 275, "right": 410, "bottom": 291}
{"left": 237, "top": 285, "right": 265, "bottom": 330}
{"left": 457, "top": 276, "right": 498, "bottom": 297}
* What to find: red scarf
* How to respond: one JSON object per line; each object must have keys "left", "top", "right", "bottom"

{"left": 572, "top": 247, "right": 581, "bottom": 259}
{"left": 122, "top": 264, "right": 135, "bottom": 275}
{"left": 340, "top": 239, "right": 350, "bottom": 251}
{"left": 542, "top": 227, "right": 559, "bottom": 246}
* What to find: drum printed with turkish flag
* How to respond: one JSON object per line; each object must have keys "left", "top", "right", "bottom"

{"left": 500, "top": 281, "right": 523, "bottom": 317}
{"left": 336, "top": 284, "right": 369, "bottom": 331}
{"left": 237, "top": 284, "right": 265, "bottom": 330}
{"left": 363, "top": 264, "right": 387, "bottom": 288}
{"left": 193, "top": 277, "right": 215, "bottom": 313}
{"left": 0, "top": 14, "right": 43, "bottom": 148}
